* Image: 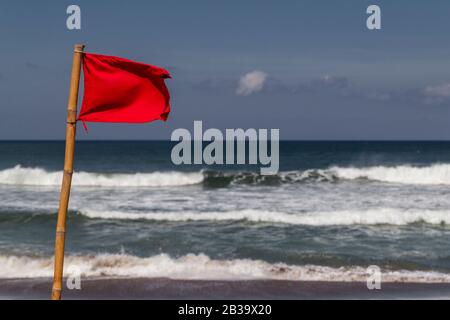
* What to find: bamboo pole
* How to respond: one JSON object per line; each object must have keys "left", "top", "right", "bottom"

{"left": 51, "top": 44, "right": 85, "bottom": 300}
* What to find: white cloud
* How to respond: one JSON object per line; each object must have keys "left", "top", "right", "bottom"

{"left": 424, "top": 83, "right": 450, "bottom": 98}
{"left": 236, "top": 70, "right": 267, "bottom": 96}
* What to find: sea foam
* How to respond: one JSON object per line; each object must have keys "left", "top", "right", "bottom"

{"left": 330, "top": 164, "right": 450, "bottom": 185}
{"left": 3, "top": 164, "right": 450, "bottom": 187}
{"left": 79, "top": 208, "right": 450, "bottom": 226}
{"left": 0, "top": 253, "right": 449, "bottom": 282}
{"left": 0, "top": 165, "right": 203, "bottom": 187}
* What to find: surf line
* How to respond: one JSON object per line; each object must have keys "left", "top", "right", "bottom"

{"left": 171, "top": 121, "right": 279, "bottom": 175}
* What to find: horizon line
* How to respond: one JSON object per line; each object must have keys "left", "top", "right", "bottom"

{"left": 3, "top": 139, "right": 450, "bottom": 142}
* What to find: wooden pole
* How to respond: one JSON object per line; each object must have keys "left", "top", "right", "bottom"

{"left": 51, "top": 44, "right": 85, "bottom": 300}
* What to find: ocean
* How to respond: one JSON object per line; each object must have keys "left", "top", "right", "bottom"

{"left": 1, "top": 141, "right": 450, "bottom": 284}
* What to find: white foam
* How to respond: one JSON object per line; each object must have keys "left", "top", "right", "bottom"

{"left": 79, "top": 208, "right": 450, "bottom": 226}
{"left": 4, "top": 164, "right": 450, "bottom": 187}
{"left": 0, "top": 253, "right": 449, "bottom": 282}
{"left": 0, "top": 165, "right": 203, "bottom": 187}
{"left": 331, "top": 164, "right": 450, "bottom": 185}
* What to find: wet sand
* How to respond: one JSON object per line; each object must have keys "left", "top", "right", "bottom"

{"left": 1, "top": 278, "right": 450, "bottom": 300}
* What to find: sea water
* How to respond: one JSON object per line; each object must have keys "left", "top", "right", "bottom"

{"left": 1, "top": 141, "right": 450, "bottom": 282}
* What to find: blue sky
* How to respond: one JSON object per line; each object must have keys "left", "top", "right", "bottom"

{"left": 1, "top": 0, "right": 450, "bottom": 139}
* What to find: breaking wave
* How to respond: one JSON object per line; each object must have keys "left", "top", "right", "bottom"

{"left": 1, "top": 253, "right": 449, "bottom": 282}
{"left": 204, "top": 163, "right": 450, "bottom": 186}
{"left": 330, "top": 164, "right": 450, "bottom": 185}
{"left": 79, "top": 208, "right": 450, "bottom": 226}
{"left": 0, "top": 165, "right": 203, "bottom": 187}
{"left": 4, "top": 208, "right": 450, "bottom": 227}
{"left": 3, "top": 163, "right": 450, "bottom": 187}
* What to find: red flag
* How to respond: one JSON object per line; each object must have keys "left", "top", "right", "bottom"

{"left": 78, "top": 53, "right": 171, "bottom": 128}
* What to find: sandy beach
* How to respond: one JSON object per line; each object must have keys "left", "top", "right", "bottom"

{"left": 1, "top": 278, "right": 450, "bottom": 300}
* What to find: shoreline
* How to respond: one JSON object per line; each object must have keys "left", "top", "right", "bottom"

{"left": 2, "top": 278, "right": 450, "bottom": 300}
